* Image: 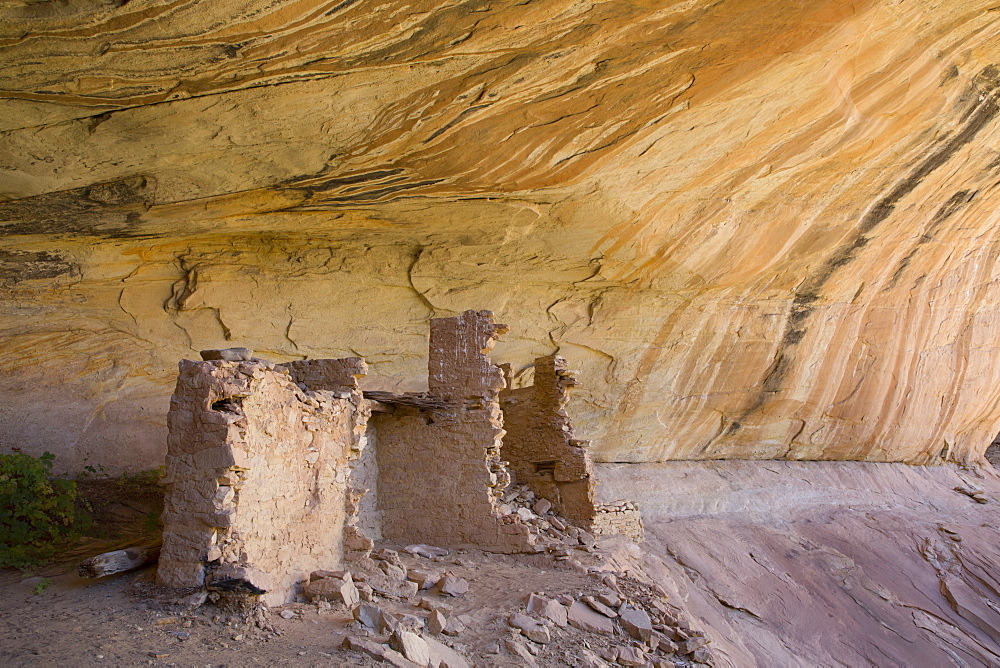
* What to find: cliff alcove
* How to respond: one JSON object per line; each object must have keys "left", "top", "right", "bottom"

{"left": 3, "top": 0, "right": 1000, "bottom": 471}
{"left": 2, "top": 1, "right": 1000, "bottom": 666}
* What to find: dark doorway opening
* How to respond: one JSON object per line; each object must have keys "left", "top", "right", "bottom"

{"left": 986, "top": 436, "right": 1000, "bottom": 469}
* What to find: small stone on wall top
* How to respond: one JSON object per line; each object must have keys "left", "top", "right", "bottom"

{"left": 200, "top": 347, "right": 254, "bottom": 361}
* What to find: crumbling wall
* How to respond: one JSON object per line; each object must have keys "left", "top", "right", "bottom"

{"left": 157, "top": 355, "right": 372, "bottom": 605}
{"left": 591, "top": 501, "right": 644, "bottom": 543}
{"left": 158, "top": 313, "right": 642, "bottom": 598}
{"left": 374, "top": 310, "right": 534, "bottom": 552}
{"left": 500, "top": 355, "right": 596, "bottom": 524}
{"left": 284, "top": 356, "right": 382, "bottom": 545}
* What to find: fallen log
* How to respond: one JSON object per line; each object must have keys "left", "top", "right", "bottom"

{"left": 77, "top": 538, "right": 162, "bottom": 578}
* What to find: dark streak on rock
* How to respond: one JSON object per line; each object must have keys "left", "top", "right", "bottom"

{"left": 338, "top": 0, "right": 493, "bottom": 68}
{"left": 85, "top": 112, "right": 113, "bottom": 134}
{"left": 731, "top": 65, "right": 1000, "bottom": 435}
{"left": 309, "top": 169, "right": 405, "bottom": 191}
{"left": 318, "top": 178, "right": 444, "bottom": 202}
{"left": 986, "top": 151, "right": 1000, "bottom": 173}
{"left": 885, "top": 190, "right": 977, "bottom": 291}
{"left": 424, "top": 103, "right": 492, "bottom": 144}
{"left": 341, "top": 176, "right": 409, "bottom": 193}
{"left": 325, "top": 0, "right": 361, "bottom": 17}
{"left": 283, "top": 178, "right": 446, "bottom": 209}
{"left": 0, "top": 175, "right": 156, "bottom": 239}
{"left": 0, "top": 249, "right": 78, "bottom": 284}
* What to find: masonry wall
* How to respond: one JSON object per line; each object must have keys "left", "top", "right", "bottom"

{"left": 374, "top": 310, "right": 533, "bottom": 552}
{"left": 157, "top": 357, "right": 372, "bottom": 605}
{"left": 374, "top": 405, "right": 532, "bottom": 551}
{"left": 500, "top": 355, "right": 596, "bottom": 525}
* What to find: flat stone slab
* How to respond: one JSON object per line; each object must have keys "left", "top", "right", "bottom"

{"left": 200, "top": 347, "right": 254, "bottom": 361}
{"left": 568, "top": 600, "right": 615, "bottom": 635}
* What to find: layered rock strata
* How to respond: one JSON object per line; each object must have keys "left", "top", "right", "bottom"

{"left": 598, "top": 461, "right": 1000, "bottom": 666}
{"left": 3, "top": 1, "right": 1000, "bottom": 469}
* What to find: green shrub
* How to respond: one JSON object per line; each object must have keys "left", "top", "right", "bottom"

{"left": 0, "top": 451, "right": 80, "bottom": 569}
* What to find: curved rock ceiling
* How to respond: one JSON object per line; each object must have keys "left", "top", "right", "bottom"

{"left": 2, "top": 0, "right": 1000, "bottom": 472}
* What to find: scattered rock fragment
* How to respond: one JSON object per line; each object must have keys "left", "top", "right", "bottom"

{"left": 360, "top": 572, "right": 420, "bottom": 600}
{"left": 418, "top": 597, "right": 453, "bottom": 613}
{"left": 375, "top": 548, "right": 406, "bottom": 566}
{"left": 690, "top": 646, "right": 712, "bottom": 663}
{"left": 408, "top": 570, "right": 442, "bottom": 589}
{"left": 516, "top": 507, "right": 536, "bottom": 523}
{"left": 504, "top": 637, "right": 539, "bottom": 667}
{"left": 598, "top": 592, "right": 621, "bottom": 608}
{"left": 442, "top": 616, "right": 467, "bottom": 636}
{"left": 583, "top": 595, "right": 619, "bottom": 618}
{"left": 428, "top": 610, "right": 448, "bottom": 635}
{"left": 532, "top": 498, "right": 552, "bottom": 515}
{"left": 436, "top": 575, "right": 469, "bottom": 597}
{"left": 619, "top": 606, "right": 653, "bottom": 642}
{"left": 356, "top": 582, "right": 375, "bottom": 602}
{"left": 615, "top": 645, "right": 647, "bottom": 666}
{"left": 508, "top": 612, "right": 551, "bottom": 644}
{"left": 381, "top": 561, "right": 409, "bottom": 580}
{"left": 353, "top": 602, "right": 385, "bottom": 630}
{"left": 679, "top": 635, "right": 708, "bottom": 654}
{"left": 389, "top": 630, "right": 431, "bottom": 667}
{"left": 302, "top": 573, "right": 359, "bottom": 606}
{"left": 579, "top": 648, "right": 611, "bottom": 667}
{"left": 568, "top": 600, "right": 616, "bottom": 635}
{"left": 405, "top": 544, "right": 450, "bottom": 559}
{"left": 380, "top": 609, "right": 401, "bottom": 634}
{"left": 526, "top": 592, "right": 568, "bottom": 627}
{"left": 656, "top": 636, "right": 679, "bottom": 653}
{"left": 343, "top": 636, "right": 419, "bottom": 668}
{"left": 423, "top": 634, "right": 472, "bottom": 668}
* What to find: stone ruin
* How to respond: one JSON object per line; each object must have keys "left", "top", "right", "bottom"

{"left": 157, "top": 310, "right": 642, "bottom": 605}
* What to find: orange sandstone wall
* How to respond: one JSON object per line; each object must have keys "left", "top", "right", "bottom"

{"left": 2, "top": 1, "right": 1000, "bottom": 470}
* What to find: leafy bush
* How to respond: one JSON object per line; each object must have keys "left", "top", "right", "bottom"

{"left": 0, "top": 451, "right": 80, "bottom": 568}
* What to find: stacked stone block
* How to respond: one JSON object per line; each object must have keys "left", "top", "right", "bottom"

{"left": 157, "top": 355, "right": 371, "bottom": 605}
{"left": 375, "top": 310, "right": 534, "bottom": 552}
{"left": 499, "top": 355, "right": 597, "bottom": 525}
{"left": 591, "top": 501, "right": 644, "bottom": 543}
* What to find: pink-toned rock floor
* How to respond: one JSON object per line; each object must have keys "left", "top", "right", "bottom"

{"left": 597, "top": 460, "right": 1000, "bottom": 666}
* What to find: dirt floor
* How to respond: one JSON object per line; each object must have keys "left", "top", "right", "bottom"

{"left": 4, "top": 460, "right": 998, "bottom": 667}
{"left": 0, "top": 471, "right": 706, "bottom": 668}
{"left": 0, "top": 541, "right": 671, "bottom": 667}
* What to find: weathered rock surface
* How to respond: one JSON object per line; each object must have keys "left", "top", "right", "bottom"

{"left": 567, "top": 600, "right": 615, "bottom": 635}
{"left": 2, "top": 1, "right": 1000, "bottom": 470}
{"left": 598, "top": 461, "right": 1000, "bottom": 666}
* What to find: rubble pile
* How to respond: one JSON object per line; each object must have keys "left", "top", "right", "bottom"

{"left": 498, "top": 483, "right": 644, "bottom": 558}
{"left": 498, "top": 483, "right": 599, "bottom": 558}
{"left": 284, "top": 499, "right": 711, "bottom": 667}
